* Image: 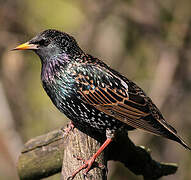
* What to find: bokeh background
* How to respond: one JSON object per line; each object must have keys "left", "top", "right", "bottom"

{"left": 0, "top": 0, "right": 191, "bottom": 179}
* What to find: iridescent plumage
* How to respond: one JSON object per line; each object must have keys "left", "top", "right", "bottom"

{"left": 13, "top": 29, "right": 190, "bottom": 178}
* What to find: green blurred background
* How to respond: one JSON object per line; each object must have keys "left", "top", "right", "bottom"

{"left": 0, "top": 0, "right": 191, "bottom": 179}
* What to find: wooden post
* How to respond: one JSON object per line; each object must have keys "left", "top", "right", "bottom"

{"left": 17, "top": 126, "right": 178, "bottom": 180}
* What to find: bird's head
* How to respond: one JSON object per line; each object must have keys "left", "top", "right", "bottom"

{"left": 13, "top": 29, "right": 83, "bottom": 62}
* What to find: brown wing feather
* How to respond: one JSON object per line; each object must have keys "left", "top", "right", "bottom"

{"left": 75, "top": 63, "right": 191, "bottom": 150}
{"left": 76, "top": 64, "right": 178, "bottom": 135}
{"left": 76, "top": 72, "right": 161, "bottom": 133}
{"left": 92, "top": 88, "right": 167, "bottom": 135}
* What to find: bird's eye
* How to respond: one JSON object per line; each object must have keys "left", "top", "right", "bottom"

{"left": 39, "top": 39, "right": 50, "bottom": 46}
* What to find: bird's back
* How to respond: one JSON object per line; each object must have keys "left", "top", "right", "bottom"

{"left": 40, "top": 49, "right": 190, "bottom": 150}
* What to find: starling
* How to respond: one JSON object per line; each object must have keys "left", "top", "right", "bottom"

{"left": 13, "top": 29, "right": 190, "bottom": 178}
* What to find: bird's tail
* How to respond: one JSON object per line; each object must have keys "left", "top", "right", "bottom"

{"left": 152, "top": 116, "right": 191, "bottom": 150}
{"left": 164, "top": 132, "right": 191, "bottom": 150}
{"left": 175, "top": 135, "right": 191, "bottom": 150}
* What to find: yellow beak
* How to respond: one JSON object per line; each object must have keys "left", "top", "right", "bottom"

{"left": 12, "top": 42, "right": 38, "bottom": 50}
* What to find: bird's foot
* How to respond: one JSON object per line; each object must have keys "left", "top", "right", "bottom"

{"left": 62, "top": 121, "right": 75, "bottom": 136}
{"left": 67, "top": 155, "right": 105, "bottom": 180}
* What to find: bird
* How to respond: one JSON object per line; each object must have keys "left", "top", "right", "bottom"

{"left": 13, "top": 29, "right": 190, "bottom": 179}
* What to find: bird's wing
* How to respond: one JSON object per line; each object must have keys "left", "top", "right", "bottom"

{"left": 75, "top": 64, "right": 176, "bottom": 136}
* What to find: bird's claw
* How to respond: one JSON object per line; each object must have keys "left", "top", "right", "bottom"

{"left": 61, "top": 122, "right": 75, "bottom": 136}
{"left": 73, "top": 154, "right": 106, "bottom": 170}
{"left": 67, "top": 155, "right": 105, "bottom": 180}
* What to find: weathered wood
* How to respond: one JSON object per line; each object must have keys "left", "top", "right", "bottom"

{"left": 17, "top": 129, "right": 65, "bottom": 179}
{"left": 17, "top": 126, "right": 178, "bottom": 180}
{"left": 107, "top": 131, "right": 178, "bottom": 180}
{"left": 18, "top": 127, "right": 106, "bottom": 180}
{"left": 62, "top": 128, "right": 106, "bottom": 180}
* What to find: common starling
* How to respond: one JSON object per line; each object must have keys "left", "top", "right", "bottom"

{"left": 13, "top": 29, "right": 190, "bottom": 178}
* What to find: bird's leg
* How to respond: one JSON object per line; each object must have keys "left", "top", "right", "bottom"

{"left": 68, "top": 138, "right": 112, "bottom": 180}
{"left": 62, "top": 121, "right": 75, "bottom": 136}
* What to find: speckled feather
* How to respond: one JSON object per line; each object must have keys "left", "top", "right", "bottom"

{"left": 21, "top": 29, "right": 191, "bottom": 149}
